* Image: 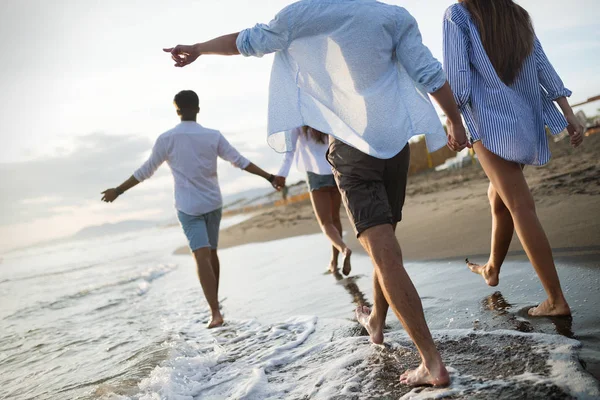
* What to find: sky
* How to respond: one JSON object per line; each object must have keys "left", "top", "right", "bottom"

{"left": 0, "top": 0, "right": 599, "bottom": 253}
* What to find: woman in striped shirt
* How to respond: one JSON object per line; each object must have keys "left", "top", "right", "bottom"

{"left": 443, "top": 0, "right": 584, "bottom": 317}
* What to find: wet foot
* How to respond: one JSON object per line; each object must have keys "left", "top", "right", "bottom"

{"left": 342, "top": 249, "right": 352, "bottom": 276}
{"left": 328, "top": 261, "right": 338, "bottom": 274}
{"left": 355, "top": 305, "right": 384, "bottom": 345}
{"left": 399, "top": 363, "right": 450, "bottom": 387}
{"left": 528, "top": 298, "right": 571, "bottom": 317}
{"left": 207, "top": 314, "right": 224, "bottom": 329}
{"left": 466, "top": 258, "right": 499, "bottom": 287}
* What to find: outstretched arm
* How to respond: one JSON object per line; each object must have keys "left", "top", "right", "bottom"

{"left": 163, "top": 7, "right": 293, "bottom": 68}
{"left": 163, "top": 33, "right": 240, "bottom": 68}
{"left": 217, "top": 133, "right": 282, "bottom": 190}
{"left": 243, "top": 163, "right": 281, "bottom": 190}
{"left": 101, "top": 176, "right": 140, "bottom": 203}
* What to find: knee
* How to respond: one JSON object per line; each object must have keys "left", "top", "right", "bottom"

{"left": 193, "top": 247, "right": 212, "bottom": 261}
{"left": 488, "top": 190, "right": 509, "bottom": 216}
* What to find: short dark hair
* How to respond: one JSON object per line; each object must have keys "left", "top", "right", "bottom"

{"left": 174, "top": 90, "right": 199, "bottom": 110}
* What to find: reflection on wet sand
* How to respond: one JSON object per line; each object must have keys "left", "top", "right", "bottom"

{"left": 481, "top": 291, "right": 573, "bottom": 337}
{"left": 329, "top": 269, "right": 371, "bottom": 309}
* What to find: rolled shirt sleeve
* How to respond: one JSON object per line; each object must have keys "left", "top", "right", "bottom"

{"left": 443, "top": 15, "right": 471, "bottom": 109}
{"left": 133, "top": 137, "right": 168, "bottom": 182}
{"left": 534, "top": 36, "right": 572, "bottom": 100}
{"left": 236, "top": 7, "right": 292, "bottom": 58}
{"left": 395, "top": 8, "right": 447, "bottom": 93}
{"left": 217, "top": 133, "right": 250, "bottom": 169}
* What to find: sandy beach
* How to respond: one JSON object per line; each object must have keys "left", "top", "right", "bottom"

{"left": 176, "top": 133, "right": 600, "bottom": 261}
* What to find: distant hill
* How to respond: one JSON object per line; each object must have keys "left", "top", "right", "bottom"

{"left": 72, "top": 220, "right": 159, "bottom": 240}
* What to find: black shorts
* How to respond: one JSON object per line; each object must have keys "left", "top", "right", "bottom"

{"left": 327, "top": 138, "right": 410, "bottom": 237}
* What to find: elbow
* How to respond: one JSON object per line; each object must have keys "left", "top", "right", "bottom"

{"left": 419, "top": 66, "right": 447, "bottom": 94}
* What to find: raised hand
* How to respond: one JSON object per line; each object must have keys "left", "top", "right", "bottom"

{"left": 163, "top": 44, "right": 200, "bottom": 68}
{"left": 101, "top": 189, "right": 119, "bottom": 203}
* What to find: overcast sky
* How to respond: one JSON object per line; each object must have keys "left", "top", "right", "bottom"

{"left": 0, "top": 0, "right": 598, "bottom": 253}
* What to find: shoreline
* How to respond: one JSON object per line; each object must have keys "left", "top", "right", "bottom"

{"left": 174, "top": 134, "right": 600, "bottom": 261}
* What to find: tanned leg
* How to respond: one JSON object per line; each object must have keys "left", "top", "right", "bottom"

{"left": 473, "top": 143, "right": 570, "bottom": 316}
{"left": 192, "top": 247, "right": 224, "bottom": 328}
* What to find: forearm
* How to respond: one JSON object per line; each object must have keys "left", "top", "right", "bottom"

{"left": 244, "top": 163, "right": 273, "bottom": 182}
{"left": 194, "top": 33, "right": 240, "bottom": 56}
{"left": 556, "top": 97, "right": 575, "bottom": 117}
{"left": 116, "top": 175, "right": 140, "bottom": 195}
{"left": 430, "top": 81, "right": 462, "bottom": 125}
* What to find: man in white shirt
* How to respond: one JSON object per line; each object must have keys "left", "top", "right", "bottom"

{"left": 163, "top": 0, "right": 469, "bottom": 386}
{"left": 101, "top": 90, "right": 280, "bottom": 329}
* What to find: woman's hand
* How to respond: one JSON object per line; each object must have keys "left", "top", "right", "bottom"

{"left": 272, "top": 176, "right": 286, "bottom": 191}
{"left": 565, "top": 113, "right": 584, "bottom": 148}
{"left": 446, "top": 119, "right": 471, "bottom": 152}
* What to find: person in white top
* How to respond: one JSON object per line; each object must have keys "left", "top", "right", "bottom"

{"left": 275, "top": 126, "right": 353, "bottom": 276}
{"left": 100, "top": 90, "right": 280, "bottom": 329}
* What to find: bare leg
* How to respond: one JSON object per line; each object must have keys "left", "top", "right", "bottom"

{"left": 467, "top": 183, "right": 514, "bottom": 286}
{"left": 310, "top": 188, "right": 352, "bottom": 274}
{"left": 211, "top": 249, "right": 220, "bottom": 293}
{"left": 192, "top": 247, "right": 224, "bottom": 328}
{"left": 356, "top": 223, "right": 396, "bottom": 345}
{"left": 473, "top": 143, "right": 570, "bottom": 316}
{"left": 359, "top": 224, "right": 449, "bottom": 387}
{"left": 330, "top": 188, "right": 352, "bottom": 275}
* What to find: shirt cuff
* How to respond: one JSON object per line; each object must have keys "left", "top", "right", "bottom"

{"left": 236, "top": 29, "right": 253, "bottom": 57}
{"left": 546, "top": 87, "right": 572, "bottom": 100}
{"left": 237, "top": 157, "right": 251, "bottom": 169}
{"left": 424, "top": 67, "right": 448, "bottom": 93}
{"left": 133, "top": 169, "right": 146, "bottom": 183}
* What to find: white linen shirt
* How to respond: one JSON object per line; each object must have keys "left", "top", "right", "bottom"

{"left": 236, "top": 0, "right": 448, "bottom": 159}
{"left": 133, "top": 122, "right": 250, "bottom": 216}
{"left": 277, "top": 127, "right": 333, "bottom": 177}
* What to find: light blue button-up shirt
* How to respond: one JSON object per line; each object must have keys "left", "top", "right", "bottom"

{"left": 236, "top": 0, "right": 448, "bottom": 159}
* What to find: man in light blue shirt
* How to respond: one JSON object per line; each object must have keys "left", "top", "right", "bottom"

{"left": 164, "top": 0, "right": 468, "bottom": 386}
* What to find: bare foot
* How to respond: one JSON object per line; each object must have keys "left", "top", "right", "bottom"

{"left": 355, "top": 305, "right": 384, "bottom": 345}
{"left": 399, "top": 363, "right": 450, "bottom": 387}
{"left": 342, "top": 249, "right": 352, "bottom": 276}
{"left": 528, "top": 298, "right": 571, "bottom": 317}
{"left": 328, "top": 261, "right": 338, "bottom": 274}
{"left": 466, "top": 258, "right": 499, "bottom": 287}
{"left": 207, "top": 314, "right": 224, "bottom": 329}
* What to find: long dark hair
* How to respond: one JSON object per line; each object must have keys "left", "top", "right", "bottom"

{"left": 460, "top": 0, "right": 534, "bottom": 85}
{"left": 302, "top": 126, "right": 328, "bottom": 144}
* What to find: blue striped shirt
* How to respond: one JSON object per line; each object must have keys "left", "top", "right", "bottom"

{"left": 443, "top": 3, "right": 571, "bottom": 166}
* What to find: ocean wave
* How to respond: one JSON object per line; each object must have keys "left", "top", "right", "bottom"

{"left": 113, "top": 323, "right": 599, "bottom": 400}
{"left": 4, "top": 264, "right": 177, "bottom": 320}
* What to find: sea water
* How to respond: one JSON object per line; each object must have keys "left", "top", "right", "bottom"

{"left": 0, "top": 223, "right": 599, "bottom": 399}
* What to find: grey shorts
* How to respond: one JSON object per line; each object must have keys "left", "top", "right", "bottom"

{"left": 306, "top": 172, "right": 337, "bottom": 192}
{"left": 177, "top": 208, "right": 222, "bottom": 251}
{"left": 327, "top": 138, "right": 410, "bottom": 237}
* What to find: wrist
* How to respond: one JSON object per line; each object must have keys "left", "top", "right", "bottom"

{"left": 193, "top": 42, "right": 204, "bottom": 55}
{"left": 115, "top": 187, "right": 124, "bottom": 196}
{"left": 267, "top": 174, "right": 275, "bottom": 183}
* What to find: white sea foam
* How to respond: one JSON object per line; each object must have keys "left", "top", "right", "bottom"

{"left": 115, "top": 322, "right": 599, "bottom": 400}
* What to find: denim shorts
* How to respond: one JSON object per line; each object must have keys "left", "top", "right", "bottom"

{"left": 306, "top": 171, "right": 337, "bottom": 192}
{"left": 177, "top": 208, "right": 222, "bottom": 251}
